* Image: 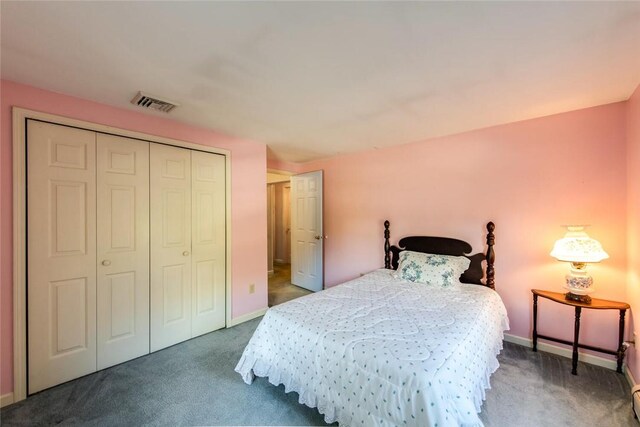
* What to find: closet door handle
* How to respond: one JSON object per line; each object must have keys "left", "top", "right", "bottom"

{"left": 183, "top": 251, "right": 190, "bottom": 256}
{"left": 101, "top": 260, "right": 111, "bottom": 266}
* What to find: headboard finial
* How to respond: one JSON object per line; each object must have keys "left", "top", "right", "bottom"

{"left": 486, "top": 221, "right": 495, "bottom": 289}
{"left": 384, "top": 220, "right": 391, "bottom": 269}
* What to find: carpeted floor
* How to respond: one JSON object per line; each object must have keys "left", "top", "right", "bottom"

{"left": 1, "top": 317, "right": 635, "bottom": 426}
{"left": 268, "top": 263, "right": 312, "bottom": 307}
{"left": 479, "top": 343, "right": 635, "bottom": 427}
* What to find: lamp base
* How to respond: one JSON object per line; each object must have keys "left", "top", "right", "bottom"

{"left": 565, "top": 292, "right": 592, "bottom": 304}
{"left": 562, "top": 263, "right": 595, "bottom": 303}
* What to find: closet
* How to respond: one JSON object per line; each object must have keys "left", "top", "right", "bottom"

{"left": 27, "top": 120, "right": 226, "bottom": 394}
{"left": 149, "top": 145, "right": 226, "bottom": 351}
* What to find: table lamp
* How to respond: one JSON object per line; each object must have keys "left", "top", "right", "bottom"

{"left": 550, "top": 225, "right": 608, "bottom": 304}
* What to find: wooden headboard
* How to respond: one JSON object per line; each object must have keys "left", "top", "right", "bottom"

{"left": 384, "top": 220, "right": 496, "bottom": 289}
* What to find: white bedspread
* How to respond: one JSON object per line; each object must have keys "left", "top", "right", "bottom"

{"left": 235, "top": 269, "right": 509, "bottom": 427}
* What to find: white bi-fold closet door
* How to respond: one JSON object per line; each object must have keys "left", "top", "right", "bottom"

{"left": 27, "top": 122, "right": 99, "bottom": 393}
{"left": 96, "top": 133, "right": 150, "bottom": 370}
{"left": 27, "top": 123, "right": 150, "bottom": 392}
{"left": 27, "top": 121, "right": 226, "bottom": 394}
{"left": 149, "top": 145, "right": 226, "bottom": 351}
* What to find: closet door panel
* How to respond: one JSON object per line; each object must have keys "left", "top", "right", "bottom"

{"left": 96, "top": 134, "right": 150, "bottom": 369}
{"left": 27, "top": 121, "right": 97, "bottom": 394}
{"left": 191, "top": 152, "right": 226, "bottom": 336}
{"left": 150, "top": 144, "right": 192, "bottom": 351}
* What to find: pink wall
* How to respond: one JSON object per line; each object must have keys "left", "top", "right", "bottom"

{"left": 627, "top": 84, "right": 640, "bottom": 381}
{"left": 298, "top": 103, "right": 629, "bottom": 359}
{"left": 0, "top": 80, "right": 268, "bottom": 395}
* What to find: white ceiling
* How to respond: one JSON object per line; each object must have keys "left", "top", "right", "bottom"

{"left": 2, "top": 2, "right": 639, "bottom": 162}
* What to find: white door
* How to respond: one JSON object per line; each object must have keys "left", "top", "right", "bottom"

{"left": 290, "top": 171, "right": 323, "bottom": 291}
{"left": 283, "top": 185, "right": 291, "bottom": 263}
{"left": 27, "top": 121, "right": 97, "bottom": 394}
{"left": 150, "top": 144, "right": 192, "bottom": 351}
{"left": 267, "top": 184, "right": 275, "bottom": 274}
{"left": 96, "top": 134, "right": 150, "bottom": 369}
{"left": 190, "top": 151, "right": 226, "bottom": 337}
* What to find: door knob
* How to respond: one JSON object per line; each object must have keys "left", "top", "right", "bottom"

{"left": 314, "top": 235, "right": 322, "bottom": 240}
{"left": 183, "top": 251, "right": 190, "bottom": 256}
{"left": 101, "top": 260, "right": 111, "bottom": 266}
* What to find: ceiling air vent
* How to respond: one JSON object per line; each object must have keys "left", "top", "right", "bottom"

{"left": 131, "top": 91, "right": 179, "bottom": 113}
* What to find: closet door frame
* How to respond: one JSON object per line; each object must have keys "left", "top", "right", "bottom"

{"left": 11, "top": 107, "right": 232, "bottom": 403}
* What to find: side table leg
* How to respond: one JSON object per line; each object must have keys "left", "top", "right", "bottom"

{"left": 532, "top": 294, "right": 538, "bottom": 352}
{"left": 572, "top": 307, "right": 582, "bottom": 375}
{"left": 617, "top": 309, "right": 626, "bottom": 374}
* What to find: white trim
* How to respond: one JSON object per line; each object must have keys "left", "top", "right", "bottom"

{"left": 224, "top": 148, "right": 232, "bottom": 330}
{"left": 0, "top": 392, "right": 14, "bottom": 408}
{"left": 12, "top": 107, "right": 233, "bottom": 403}
{"left": 504, "top": 333, "right": 618, "bottom": 370}
{"left": 508, "top": 332, "right": 640, "bottom": 397}
{"left": 631, "top": 370, "right": 640, "bottom": 422}
{"left": 626, "top": 365, "right": 638, "bottom": 388}
{"left": 12, "top": 110, "right": 27, "bottom": 403}
{"left": 14, "top": 108, "right": 232, "bottom": 156}
{"left": 266, "top": 168, "right": 294, "bottom": 176}
{"left": 227, "top": 307, "right": 268, "bottom": 327}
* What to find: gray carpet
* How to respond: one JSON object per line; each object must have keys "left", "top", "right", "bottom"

{"left": 268, "top": 263, "right": 312, "bottom": 307}
{"left": 479, "top": 343, "right": 635, "bottom": 427}
{"left": 1, "top": 318, "right": 636, "bottom": 426}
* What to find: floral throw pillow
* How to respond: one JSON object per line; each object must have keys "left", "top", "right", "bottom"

{"left": 394, "top": 251, "right": 471, "bottom": 287}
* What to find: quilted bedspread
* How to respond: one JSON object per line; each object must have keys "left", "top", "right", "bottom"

{"left": 235, "top": 269, "right": 509, "bottom": 427}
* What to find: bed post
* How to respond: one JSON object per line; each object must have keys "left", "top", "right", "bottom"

{"left": 486, "top": 222, "right": 495, "bottom": 289}
{"left": 384, "top": 220, "right": 391, "bottom": 269}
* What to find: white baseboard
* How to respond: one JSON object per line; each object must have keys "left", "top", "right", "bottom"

{"left": 1, "top": 392, "right": 14, "bottom": 408}
{"left": 503, "top": 333, "right": 618, "bottom": 371}
{"left": 505, "top": 334, "right": 640, "bottom": 391}
{"left": 227, "top": 307, "right": 268, "bottom": 327}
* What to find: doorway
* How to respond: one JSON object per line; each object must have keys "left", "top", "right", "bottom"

{"left": 266, "top": 172, "right": 311, "bottom": 306}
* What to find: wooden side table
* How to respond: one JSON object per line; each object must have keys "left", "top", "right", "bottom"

{"left": 531, "top": 289, "right": 630, "bottom": 375}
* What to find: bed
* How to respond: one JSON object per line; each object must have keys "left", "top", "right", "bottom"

{"left": 235, "top": 221, "right": 509, "bottom": 427}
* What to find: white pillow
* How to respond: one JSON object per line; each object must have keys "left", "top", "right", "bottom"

{"left": 395, "top": 251, "right": 471, "bottom": 287}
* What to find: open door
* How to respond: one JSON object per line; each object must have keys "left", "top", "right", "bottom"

{"left": 290, "top": 171, "right": 323, "bottom": 291}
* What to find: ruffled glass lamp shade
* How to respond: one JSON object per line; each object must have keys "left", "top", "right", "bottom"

{"left": 550, "top": 226, "right": 608, "bottom": 303}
